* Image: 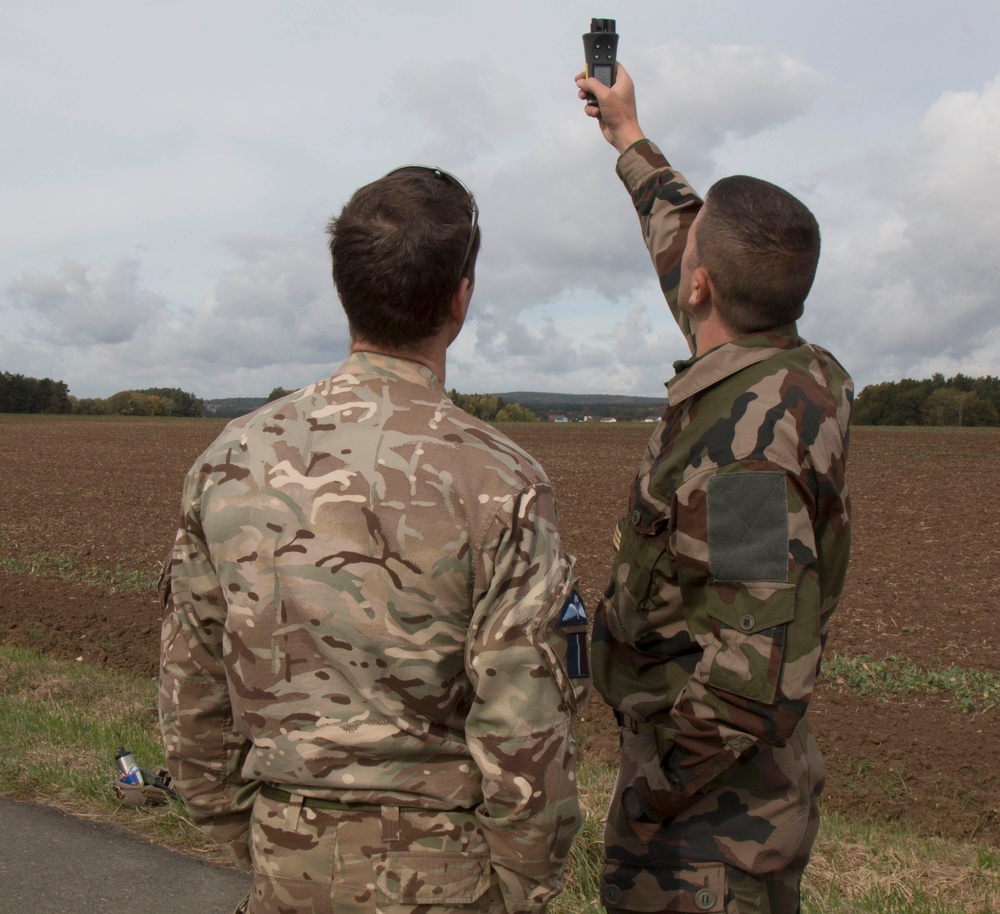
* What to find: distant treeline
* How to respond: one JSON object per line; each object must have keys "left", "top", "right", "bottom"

{"left": 495, "top": 391, "right": 666, "bottom": 422}
{"left": 447, "top": 391, "right": 539, "bottom": 422}
{"left": 248, "top": 387, "right": 540, "bottom": 422}
{"left": 75, "top": 387, "right": 204, "bottom": 417}
{"left": 15, "top": 369, "right": 997, "bottom": 427}
{"left": 0, "top": 371, "right": 72, "bottom": 414}
{"left": 855, "top": 374, "right": 1000, "bottom": 426}
{"left": 0, "top": 371, "right": 203, "bottom": 417}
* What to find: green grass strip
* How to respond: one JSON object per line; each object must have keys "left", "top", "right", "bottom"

{"left": 0, "top": 551, "right": 159, "bottom": 593}
{"left": 0, "top": 644, "right": 997, "bottom": 911}
{"left": 822, "top": 652, "right": 1000, "bottom": 714}
{"left": 0, "top": 645, "right": 217, "bottom": 858}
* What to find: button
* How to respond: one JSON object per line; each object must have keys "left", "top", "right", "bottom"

{"left": 739, "top": 614, "right": 755, "bottom": 631}
{"left": 603, "top": 884, "right": 623, "bottom": 905}
{"left": 630, "top": 509, "right": 641, "bottom": 525}
{"left": 694, "top": 887, "right": 716, "bottom": 910}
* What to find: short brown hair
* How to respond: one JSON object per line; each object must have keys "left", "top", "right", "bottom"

{"left": 327, "top": 169, "right": 481, "bottom": 349}
{"left": 695, "top": 175, "right": 820, "bottom": 334}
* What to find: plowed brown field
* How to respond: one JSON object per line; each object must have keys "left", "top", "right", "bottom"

{"left": 1, "top": 415, "right": 998, "bottom": 845}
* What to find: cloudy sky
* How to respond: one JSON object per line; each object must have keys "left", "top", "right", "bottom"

{"left": 2, "top": 1, "right": 998, "bottom": 401}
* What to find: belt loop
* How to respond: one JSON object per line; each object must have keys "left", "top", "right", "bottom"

{"left": 381, "top": 805, "right": 401, "bottom": 844}
{"left": 284, "top": 793, "right": 304, "bottom": 831}
{"left": 621, "top": 712, "right": 656, "bottom": 735}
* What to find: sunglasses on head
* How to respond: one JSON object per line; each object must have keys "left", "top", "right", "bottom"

{"left": 382, "top": 165, "right": 479, "bottom": 281}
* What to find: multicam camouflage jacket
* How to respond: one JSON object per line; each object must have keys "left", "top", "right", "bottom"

{"left": 159, "top": 352, "right": 589, "bottom": 912}
{"left": 592, "top": 141, "right": 853, "bottom": 875}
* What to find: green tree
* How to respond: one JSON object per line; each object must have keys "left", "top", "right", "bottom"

{"left": 855, "top": 374, "right": 1000, "bottom": 426}
{"left": 923, "top": 387, "right": 964, "bottom": 425}
{"left": 102, "top": 387, "right": 203, "bottom": 417}
{"left": 494, "top": 403, "right": 539, "bottom": 422}
{"left": 0, "top": 372, "right": 72, "bottom": 414}
{"left": 267, "top": 387, "right": 293, "bottom": 402}
{"left": 76, "top": 397, "right": 107, "bottom": 415}
{"left": 964, "top": 396, "right": 998, "bottom": 426}
{"left": 134, "top": 387, "right": 203, "bottom": 417}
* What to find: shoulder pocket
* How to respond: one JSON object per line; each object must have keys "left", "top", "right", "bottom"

{"left": 704, "top": 582, "right": 796, "bottom": 704}
{"left": 530, "top": 587, "right": 591, "bottom": 712}
{"left": 615, "top": 511, "right": 673, "bottom": 614}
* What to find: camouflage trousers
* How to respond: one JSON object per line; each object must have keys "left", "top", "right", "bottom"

{"left": 235, "top": 788, "right": 507, "bottom": 914}
{"left": 599, "top": 728, "right": 819, "bottom": 914}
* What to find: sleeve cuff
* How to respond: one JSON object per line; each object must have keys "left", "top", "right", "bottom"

{"left": 615, "top": 139, "right": 670, "bottom": 192}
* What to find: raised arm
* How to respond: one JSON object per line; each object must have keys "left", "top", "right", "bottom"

{"left": 576, "top": 63, "right": 703, "bottom": 353}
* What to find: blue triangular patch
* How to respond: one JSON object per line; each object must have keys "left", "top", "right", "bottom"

{"left": 558, "top": 591, "right": 587, "bottom": 627}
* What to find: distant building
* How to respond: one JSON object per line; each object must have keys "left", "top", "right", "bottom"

{"left": 600, "top": 417, "right": 617, "bottom": 423}
{"left": 551, "top": 415, "right": 569, "bottom": 423}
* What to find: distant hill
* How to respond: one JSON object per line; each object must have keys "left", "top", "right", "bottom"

{"left": 494, "top": 391, "right": 666, "bottom": 421}
{"left": 203, "top": 391, "right": 667, "bottom": 422}
{"left": 204, "top": 397, "right": 268, "bottom": 419}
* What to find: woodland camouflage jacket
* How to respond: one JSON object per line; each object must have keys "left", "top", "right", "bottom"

{"left": 159, "top": 352, "right": 588, "bottom": 912}
{"left": 593, "top": 141, "right": 853, "bottom": 876}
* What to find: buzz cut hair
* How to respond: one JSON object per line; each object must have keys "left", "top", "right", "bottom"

{"left": 696, "top": 175, "right": 820, "bottom": 335}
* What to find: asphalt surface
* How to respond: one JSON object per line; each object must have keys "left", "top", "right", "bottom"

{"left": 0, "top": 797, "right": 251, "bottom": 914}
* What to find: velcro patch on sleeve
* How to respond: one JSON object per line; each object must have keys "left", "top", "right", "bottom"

{"left": 707, "top": 472, "right": 788, "bottom": 583}
{"left": 557, "top": 590, "right": 590, "bottom": 679}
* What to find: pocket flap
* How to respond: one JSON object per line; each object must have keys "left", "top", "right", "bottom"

{"left": 706, "top": 581, "right": 796, "bottom": 634}
{"left": 375, "top": 851, "right": 490, "bottom": 905}
{"left": 601, "top": 860, "right": 725, "bottom": 912}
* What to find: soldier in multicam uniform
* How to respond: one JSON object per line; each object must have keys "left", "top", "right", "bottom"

{"left": 575, "top": 65, "right": 852, "bottom": 914}
{"left": 159, "top": 165, "right": 590, "bottom": 914}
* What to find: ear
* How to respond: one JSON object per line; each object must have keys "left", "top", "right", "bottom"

{"left": 689, "top": 266, "right": 712, "bottom": 308}
{"left": 446, "top": 277, "right": 473, "bottom": 345}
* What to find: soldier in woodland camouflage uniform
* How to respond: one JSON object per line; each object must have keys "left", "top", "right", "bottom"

{"left": 159, "top": 166, "right": 589, "bottom": 914}
{"left": 575, "top": 66, "right": 852, "bottom": 913}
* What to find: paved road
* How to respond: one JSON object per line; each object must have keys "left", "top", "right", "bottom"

{"left": 0, "top": 797, "right": 251, "bottom": 914}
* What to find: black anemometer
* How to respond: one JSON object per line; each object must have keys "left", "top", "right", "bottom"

{"left": 582, "top": 18, "right": 619, "bottom": 104}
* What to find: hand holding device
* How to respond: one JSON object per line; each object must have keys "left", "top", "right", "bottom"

{"left": 582, "top": 18, "right": 619, "bottom": 104}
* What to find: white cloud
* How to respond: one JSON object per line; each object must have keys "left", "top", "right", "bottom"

{"left": 612, "top": 301, "right": 690, "bottom": 373}
{"left": 8, "top": 256, "right": 163, "bottom": 346}
{"left": 450, "top": 306, "right": 612, "bottom": 395}
{"left": 635, "top": 43, "right": 826, "bottom": 166}
{"left": 451, "top": 288, "right": 688, "bottom": 397}
{"left": 2, "top": 229, "right": 345, "bottom": 398}
{"left": 806, "top": 73, "right": 1000, "bottom": 388}
{"left": 0, "top": 38, "right": 830, "bottom": 398}
{"left": 168, "top": 230, "right": 345, "bottom": 374}
{"left": 1, "top": 2, "right": 997, "bottom": 401}
{"left": 0, "top": 3, "right": 373, "bottom": 137}
{"left": 393, "top": 60, "right": 534, "bottom": 165}
{"left": 0, "top": 144, "right": 267, "bottom": 250}
{"left": 461, "top": 41, "right": 826, "bottom": 392}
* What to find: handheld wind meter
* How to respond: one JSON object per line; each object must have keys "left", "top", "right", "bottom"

{"left": 583, "top": 18, "right": 618, "bottom": 103}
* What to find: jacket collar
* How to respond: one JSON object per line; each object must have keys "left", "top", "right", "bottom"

{"left": 343, "top": 350, "right": 444, "bottom": 392}
{"left": 666, "top": 323, "right": 802, "bottom": 406}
